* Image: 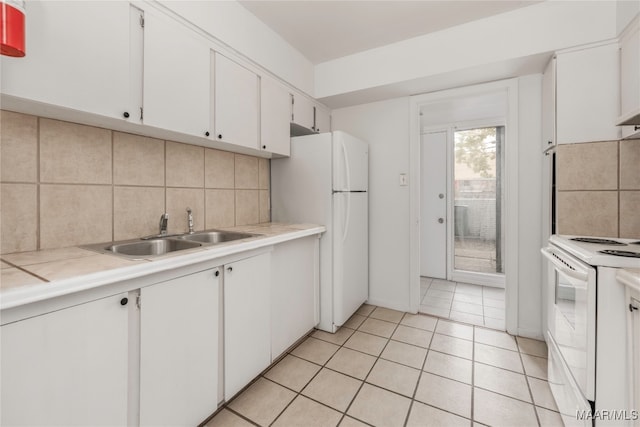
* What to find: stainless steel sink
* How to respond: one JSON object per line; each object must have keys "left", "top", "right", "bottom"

{"left": 83, "top": 238, "right": 202, "bottom": 259}
{"left": 177, "top": 231, "right": 255, "bottom": 244}
{"left": 106, "top": 239, "right": 202, "bottom": 256}
{"left": 82, "top": 229, "right": 259, "bottom": 259}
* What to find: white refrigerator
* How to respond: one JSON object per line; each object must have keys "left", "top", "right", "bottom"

{"left": 271, "top": 131, "right": 369, "bottom": 333}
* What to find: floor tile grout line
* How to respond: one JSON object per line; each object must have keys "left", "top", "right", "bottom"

{"left": 471, "top": 324, "right": 476, "bottom": 424}
{"left": 223, "top": 407, "right": 262, "bottom": 426}
{"left": 212, "top": 304, "right": 551, "bottom": 427}
{"left": 339, "top": 309, "right": 406, "bottom": 426}
{"left": 403, "top": 316, "right": 440, "bottom": 427}
{"left": 268, "top": 321, "right": 361, "bottom": 426}
{"left": 514, "top": 336, "right": 544, "bottom": 427}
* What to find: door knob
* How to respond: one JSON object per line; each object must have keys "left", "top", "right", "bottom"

{"left": 438, "top": 193, "right": 444, "bottom": 199}
{"left": 438, "top": 218, "right": 444, "bottom": 224}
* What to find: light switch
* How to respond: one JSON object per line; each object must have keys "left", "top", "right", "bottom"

{"left": 399, "top": 173, "right": 408, "bottom": 186}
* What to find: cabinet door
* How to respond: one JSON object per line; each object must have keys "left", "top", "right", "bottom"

{"left": 315, "top": 105, "right": 331, "bottom": 134}
{"left": 224, "top": 252, "right": 271, "bottom": 399}
{"left": 271, "top": 237, "right": 319, "bottom": 359}
{"left": 292, "top": 93, "right": 315, "bottom": 130}
{"left": 1, "top": 294, "right": 129, "bottom": 426}
{"left": 0, "top": 1, "right": 133, "bottom": 120}
{"left": 619, "top": 21, "right": 640, "bottom": 124}
{"left": 260, "top": 75, "right": 291, "bottom": 156}
{"left": 143, "top": 8, "right": 211, "bottom": 138}
{"left": 214, "top": 52, "right": 259, "bottom": 149}
{"left": 556, "top": 43, "right": 620, "bottom": 144}
{"left": 541, "top": 57, "right": 556, "bottom": 152}
{"left": 140, "top": 268, "right": 220, "bottom": 426}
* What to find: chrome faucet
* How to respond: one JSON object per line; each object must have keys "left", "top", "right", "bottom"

{"left": 186, "top": 207, "right": 194, "bottom": 234}
{"left": 159, "top": 213, "right": 169, "bottom": 235}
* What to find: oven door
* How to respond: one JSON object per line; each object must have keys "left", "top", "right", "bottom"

{"left": 542, "top": 245, "right": 596, "bottom": 401}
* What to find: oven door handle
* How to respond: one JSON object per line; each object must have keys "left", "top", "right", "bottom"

{"left": 541, "top": 247, "right": 589, "bottom": 282}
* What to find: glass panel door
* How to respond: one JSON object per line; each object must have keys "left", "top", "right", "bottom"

{"left": 453, "top": 126, "right": 504, "bottom": 275}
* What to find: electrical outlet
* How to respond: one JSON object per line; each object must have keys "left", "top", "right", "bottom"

{"left": 399, "top": 173, "right": 408, "bottom": 186}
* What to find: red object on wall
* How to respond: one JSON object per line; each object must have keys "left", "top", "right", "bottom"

{"left": 1, "top": 0, "right": 25, "bottom": 57}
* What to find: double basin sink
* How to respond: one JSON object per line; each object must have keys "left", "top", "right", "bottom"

{"left": 84, "top": 230, "right": 258, "bottom": 259}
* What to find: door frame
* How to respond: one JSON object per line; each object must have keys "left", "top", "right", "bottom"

{"left": 409, "top": 79, "right": 519, "bottom": 335}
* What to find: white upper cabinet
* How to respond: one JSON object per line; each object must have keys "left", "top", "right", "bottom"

{"left": 292, "top": 93, "right": 316, "bottom": 130}
{"left": 214, "top": 52, "right": 260, "bottom": 149}
{"left": 0, "top": 1, "right": 133, "bottom": 120}
{"left": 143, "top": 7, "right": 211, "bottom": 138}
{"left": 260, "top": 75, "right": 291, "bottom": 156}
{"left": 315, "top": 106, "right": 331, "bottom": 134}
{"left": 619, "top": 17, "right": 640, "bottom": 138}
{"left": 556, "top": 42, "right": 620, "bottom": 144}
{"left": 541, "top": 57, "right": 556, "bottom": 152}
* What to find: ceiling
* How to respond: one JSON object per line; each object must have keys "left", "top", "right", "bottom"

{"left": 239, "top": 1, "right": 542, "bottom": 64}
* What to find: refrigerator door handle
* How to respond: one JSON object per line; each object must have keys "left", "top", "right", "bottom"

{"left": 342, "top": 140, "right": 352, "bottom": 192}
{"left": 342, "top": 191, "right": 351, "bottom": 243}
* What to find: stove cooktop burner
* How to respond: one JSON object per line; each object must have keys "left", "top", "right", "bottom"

{"left": 570, "top": 237, "right": 627, "bottom": 246}
{"left": 599, "top": 250, "right": 640, "bottom": 258}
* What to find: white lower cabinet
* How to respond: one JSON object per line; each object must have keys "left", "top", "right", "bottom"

{"left": 0, "top": 293, "right": 129, "bottom": 426}
{"left": 224, "top": 252, "right": 272, "bottom": 399}
{"left": 271, "top": 236, "right": 320, "bottom": 359}
{"left": 139, "top": 268, "right": 220, "bottom": 426}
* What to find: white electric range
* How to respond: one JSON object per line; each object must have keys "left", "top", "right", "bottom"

{"left": 543, "top": 235, "right": 640, "bottom": 426}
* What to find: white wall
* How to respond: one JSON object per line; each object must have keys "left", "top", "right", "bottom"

{"left": 158, "top": 0, "right": 314, "bottom": 95}
{"left": 331, "top": 98, "right": 412, "bottom": 312}
{"left": 617, "top": 0, "right": 640, "bottom": 34}
{"left": 516, "top": 75, "right": 543, "bottom": 338}
{"left": 315, "top": 1, "right": 617, "bottom": 100}
{"left": 332, "top": 76, "right": 544, "bottom": 337}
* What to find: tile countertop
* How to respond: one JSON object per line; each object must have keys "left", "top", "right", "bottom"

{"left": 0, "top": 223, "right": 325, "bottom": 311}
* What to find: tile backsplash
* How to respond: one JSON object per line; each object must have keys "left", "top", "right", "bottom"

{"left": 556, "top": 139, "right": 640, "bottom": 238}
{"left": 0, "top": 110, "right": 270, "bottom": 254}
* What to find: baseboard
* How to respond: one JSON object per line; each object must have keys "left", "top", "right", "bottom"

{"left": 365, "top": 298, "right": 413, "bottom": 314}
{"left": 516, "top": 327, "right": 544, "bottom": 340}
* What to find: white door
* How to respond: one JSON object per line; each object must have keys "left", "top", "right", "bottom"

{"left": 421, "top": 131, "right": 448, "bottom": 279}
{"left": 333, "top": 192, "right": 368, "bottom": 327}
{"left": 333, "top": 131, "right": 368, "bottom": 192}
{"left": 140, "top": 269, "right": 219, "bottom": 426}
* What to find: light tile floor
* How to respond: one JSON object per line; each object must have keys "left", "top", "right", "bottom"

{"left": 205, "top": 305, "right": 562, "bottom": 427}
{"left": 420, "top": 277, "right": 506, "bottom": 330}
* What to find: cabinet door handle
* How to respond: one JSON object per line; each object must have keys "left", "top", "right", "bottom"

{"left": 227, "top": 266, "right": 233, "bottom": 273}
{"left": 262, "top": 145, "right": 267, "bottom": 149}
{"left": 218, "top": 134, "right": 223, "bottom": 139}
{"left": 630, "top": 303, "right": 638, "bottom": 312}
{"left": 205, "top": 131, "right": 210, "bottom": 137}
{"left": 547, "top": 140, "right": 553, "bottom": 145}
{"left": 120, "top": 297, "right": 128, "bottom": 306}
{"left": 635, "top": 126, "right": 640, "bottom": 131}
{"left": 123, "top": 111, "right": 130, "bottom": 119}
{"left": 214, "top": 270, "right": 220, "bottom": 277}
